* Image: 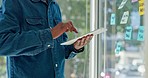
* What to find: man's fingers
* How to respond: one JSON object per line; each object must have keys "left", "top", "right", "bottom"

{"left": 89, "top": 34, "right": 93, "bottom": 39}
{"left": 66, "top": 22, "right": 74, "bottom": 32}
{"left": 83, "top": 35, "right": 93, "bottom": 45}
{"left": 88, "top": 34, "right": 93, "bottom": 40}
{"left": 69, "top": 21, "right": 78, "bottom": 33}
{"left": 61, "top": 21, "right": 78, "bottom": 33}
{"left": 84, "top": 36, "right": 90, "bottom": 45}
{"left": 67, "top": 21, "right": 78, "bottom": 33}
{"left": 80, "top": 37, "right": 86, "bottom": 46}
{"left": 76, "top": 39, "right": 81, "bottom": 46}
{"left": 71, "top": 27, "right": 78, "bottom": 33}
{"left": 74, "top": 35, "right": 93, "bottom": 50}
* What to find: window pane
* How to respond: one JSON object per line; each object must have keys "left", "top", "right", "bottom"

{"left": 57, "top": 0, "right": 90, "bottom": 78}
{"left": 97, "top": 0, "right": 145, "bottom": 78}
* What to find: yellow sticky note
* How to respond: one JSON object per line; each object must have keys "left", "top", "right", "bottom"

{"left": 139, "top": 2, "right": 144, "bottom": 7}
{"left": 139, "top": 6, "right": 144, "bottom": 15}
{"left": 139, "top": 0, "right": 144, "bottom": 3}
{"left": 139, "top": 0, "right": 144, "bottom": 15}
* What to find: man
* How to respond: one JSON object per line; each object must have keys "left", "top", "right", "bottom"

{"left": 0, "top": 0, "right": 93, "bottom": 78}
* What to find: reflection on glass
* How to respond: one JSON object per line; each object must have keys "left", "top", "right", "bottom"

{"left": 98, "top": 0, "right": 145, "bottom": 78}
{"left": 57, "top": 0, "right": 90, "bottom": 78}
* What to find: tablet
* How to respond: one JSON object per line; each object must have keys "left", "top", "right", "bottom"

{"left": 60, "top": 28, "right": 107, "bottom": 45}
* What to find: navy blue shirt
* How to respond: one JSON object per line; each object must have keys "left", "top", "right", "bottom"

{"left": 0, "top": 0, "right": 83, "bottom": 78}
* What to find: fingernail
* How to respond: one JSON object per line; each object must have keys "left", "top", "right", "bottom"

{"left": 78, "top": 40, "right": 80, "bottom": 43}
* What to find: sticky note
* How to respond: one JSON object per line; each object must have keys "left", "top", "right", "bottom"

{"left": 110, "top": 13, "right": 116, "bottom": 25}
{"left": 139, "top": 2, "right": 144, "bottom": 15}
{"left": 139, "top": 6, "right": 144, "bottom": 15}
{"left": 132, "top": 0, "right": 138, "bottom": 3}
{"left": 139, "top": 0, "right": 144, "bottom": 3}
{"left": 118, "top": 0, "right": 128, "bottom": 9}
{"left": 125, "top": 26, "right": 132, "bottom": 40}
{"left": 120, "top": 11, "right": 129, "bottom": 24}
{"left": 139, "top": 0, "right": 144, "bottom": 15}
{"left": 139, "top": 2, "right": 144, "bottom": 7}
{"left": 115, "top": 42, "right": 122, "bottom": 54}
{"left": 137, "top": 26, "right": 144, "bottom": 41}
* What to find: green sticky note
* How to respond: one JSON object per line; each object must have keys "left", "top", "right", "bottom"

{"left": 115, "top": 42, "right": 122, "bottom": 54}
{"left": 110, "top": 13, "right": 116, "bottom": 25}
{"left": 137, "top": 26, "right": 144, "bottom": 41}
{"left": 125, "top": 26, "right": 132, "bottom": 40}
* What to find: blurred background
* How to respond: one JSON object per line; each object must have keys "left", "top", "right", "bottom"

{"left": 56, "top": 0, "right": 90, "bottom": 78}
{"left": 0, "top": 0, "right": 146, "bottom": 78}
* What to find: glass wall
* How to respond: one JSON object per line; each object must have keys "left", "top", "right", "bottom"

{"left": 92, "top": 0, "right": 145, "bottom": 78}
{"left": 57, "top": 0, "right": 90, "bottom": 78}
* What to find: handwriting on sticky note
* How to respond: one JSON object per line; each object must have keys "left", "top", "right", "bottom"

{"left": 120, "top": 11, "right": 129, "bottom": 24}
{"left": 132, "top": 0, "right": 138, "bottom": 3}
{"left": 139, "top": 6, "right": 144, "bottom": 15}
{"left": 110, "top": 13, "right": 116, "bottom": 25}
{"left": 115, "top": 42, "right": 122, "bottom": 54}
{"left": 125, "top": 26, "right": 132, "bottom": 40}
{"left": 137, "top": 26, "right": 144, "bottom": 41}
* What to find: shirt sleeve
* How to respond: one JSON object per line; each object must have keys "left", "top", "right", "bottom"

{"left": 62, "top": 33, "right": 84, "bottom": 59}
{"left": 64, "top": 44, "right": 84, "bottom": 59}
{"left": 0, "top": 0, "right": 53, "bottom": 56}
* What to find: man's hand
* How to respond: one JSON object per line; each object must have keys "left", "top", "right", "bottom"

{"left": 74, "top": 34, "right": 93, "bottom": 50}
{"left": 51, "top": 21, "right": 78, "bottom": 39}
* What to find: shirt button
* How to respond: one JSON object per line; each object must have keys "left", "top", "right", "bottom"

{"left": 55, "top": 64, "right": 58, "bottom": 67}
{"left": 47, "top": 45, "right": 50, "bottom": 47}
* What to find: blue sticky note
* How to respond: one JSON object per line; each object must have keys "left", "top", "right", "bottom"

{"left": 115, "top": 42, "right": 122, "bottom": 54}
{"left": 125, "top": 26, "right": 132, "bottom": 40}
{"left": 137, "top": 26, "right": 144, "bottom": 41}
{"left": 110, "top": 13, "right": 116, "bottom": 25}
